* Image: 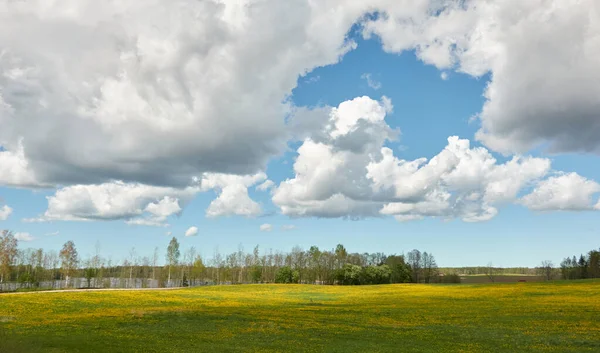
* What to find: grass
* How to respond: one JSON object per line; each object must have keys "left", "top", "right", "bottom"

{"left": 1, "top": 281, "right": 599, "bottom": 352}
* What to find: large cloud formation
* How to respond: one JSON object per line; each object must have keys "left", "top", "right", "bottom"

{"left": 0, "top": 0, "right": 366, "bottom": 188}
{"left": 273, "top": 96, "right": 558, "bottom": 221}
{"left": 363, "top": 0, "right": 600, "bottom": 154}
{"left": 1, "top": 0, "right": 599, "bottom": 224}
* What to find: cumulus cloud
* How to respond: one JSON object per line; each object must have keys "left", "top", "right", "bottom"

{"left": 0, "top": 0, "right": 375, "bottom": 189}
{"left": 14, "top": 232, "right": 35, "bottom": 242}
{"left": 0, "top": 205, "right": 12, "bottom": 221}
{"left": 260, "top": 224, "right": 273, "bottom": 232}
{"left": 0, "top": 142, "right": 44, "bottom": 188}
{"left": 185, "top": 226, "right": 198, "bottom": 237}
{"left": 201, "top": 173, "right": 266, "bottom": 217}
{"left": 1, "top": 0, "right": 598, "bottom": 225}
{"left": 273, "top": 96, "right": 553, "bottom": 222}
{"left": 363, "top": 0, "right": 600, "bottom": 155}
{"left": 521, "top": 173, "right": 600, "bottom": 211}
{"left": 26, "top": 182, "right": 198, "bottom": 226}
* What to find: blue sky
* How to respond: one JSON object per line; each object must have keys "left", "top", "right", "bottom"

{"left": 1, "top": 1, "right": 599, "bottom": 267}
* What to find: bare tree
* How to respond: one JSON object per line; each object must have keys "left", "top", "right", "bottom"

{"left": 152, "top": 247, "right": 159, "bottom": 282}
{"left": 421, "top": 252, "right": 438, "bottom": 283}
{"left": 407, "top": 250, "right": 422, "bottom": 283}
{"left": 484, "top": 262, "right": 496, "bottom": 283}
{"left": 538, "top": 260, "right": 554, "bottom": 281}
{"left": 128, "top": 247, "right": 137, "bottom": 288}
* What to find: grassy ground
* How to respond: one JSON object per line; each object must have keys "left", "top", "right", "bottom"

{"left": 1, "top": 281, "right": 599, "bottom": 352}
{"left": 459, "top": 274, "right": 546, "bottom": 283}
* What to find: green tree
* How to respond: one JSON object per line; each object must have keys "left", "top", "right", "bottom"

{"left": 578, "top": 255, "right": 588, "bottom": 279}
{"left": 588, "top": 250, "right": 600, "bottom": 278}
{"left": 166, "top": 237, "right": 180, "bottom": 287}
{"left": 83, "top": 267, "right": 98, "bottom": 288}
{"left": 386, "top": 255, "right": 412, "bottom": 283}
{"left": 59, "top": 241, "right": 79, "bottom": 288}
{"left": 251, "top": 265, "right": 263, "bottom": 283}
{"left": 335, "top": 264, "right": 362, "bottom": 285}
{"left": 360, "top": 265, "right": 392, "bottom": 285}
{"left": 0, "top": 230, "right": 18, "bottom": 286}
{"left": 275, "top": 266, "right": 298, "bottom": 284}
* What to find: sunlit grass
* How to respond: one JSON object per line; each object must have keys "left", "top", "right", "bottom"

{"left": 1, "top": 281, "right": 599, "bottom": 352}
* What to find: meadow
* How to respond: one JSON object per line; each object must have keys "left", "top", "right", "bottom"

{"left": 1, "top": 281, "right": 599, "bottom": 353}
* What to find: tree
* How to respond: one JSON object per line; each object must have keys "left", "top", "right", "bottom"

{"left": 275, "top": 266, "right": 298, "bottom": 284}
{"left": 191, "top": 255, "right": 206, "bottom": 283}
{"left": 166, "top": 237, "right": 180, "bottom": 287}
{"left": 0, "top": 230, "right": 18, "bottom": 286}
{"left": 83, "top": 267, "right": 98, "bottom": 288}
{"left": 152, "top": 247, "right": 159, "bottom": 282}
{"left": 128, "top": 247, "right": 137, "bottom": 288}
{"left": 407, "top": 250, "right": 422, "bottom": 283}
{"left": 538, "top": 260, "right": 554, "bottom": 281}
{"left": 360, "top": 265, "right": 392, "bottom": 285}
{"left": 578, "top": 255, "right": 588, "bottom": 279}
{"left": 421, "top": 252, "right": 438, "bottom": 283}
{"left": 588, "top": 250, "right": 600, "bottom": 279}
{"left": 335, "top": 264, "right": 362, "bottom": 285}
{"left": 484, "top": 262, "right": 496, "bottom": 283}
{"left": 59, "top": 241, "right": 79, "bottom": 288}
{"left": 334, "top": 244, "right": 348, "bottom": 270}
{"left": 386, "top": 255, "right": 412, "bottom": 283}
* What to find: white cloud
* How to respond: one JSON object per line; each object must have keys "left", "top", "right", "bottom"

{"left": 256, "top": 180, "right": 275, "bottom": 192}
{"left": 0, "top": 141, "right": 44, "bottom": 188}
{"left": 361, "top": 73, "right": 382, "bottom": 90}
{"left": 440, "top": 72, "right": 449, "bottom": 80}
{"left": 1, "top": 0, "right": 598, "bottom": 225}
{"left": 273, "top": 96, "right": 553, "bottom": 222}
{"left": 14, "top": 232, "right": 35, "bottom": 242}
{"left": 260, "top": 224, "right": 273, "bottom": 232}
{"left": 201, "top": 173, "right": 265, "bottom": 217}
{"left": 166, "top": 231, "right": 172, "bottom": 236}
{"left": 0, "top": 205, "right": 12, "bottom": 221}
{"left": 45, "top": 231, "right": 59, "bottom": 236}
{"left": 363, "top": 0, "right": 600, "bottom": 155}
{"left": 281, "top": 225, "right": 296, "bottom": 231}
{"left": 27, "top": 182, "right": 198, "bottom": 226}
{"left": 521, "top": 173, "right": 600, "bottom": 211}
{"left": 0, "top": 0, "right": 373, "bottom": 189}
{"left": 185, "top": 226, "right": 198, "bottom": 237}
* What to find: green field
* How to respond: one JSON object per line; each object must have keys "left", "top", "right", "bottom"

{"left": 1, "top": 281, "right": 599, "bottom": 352}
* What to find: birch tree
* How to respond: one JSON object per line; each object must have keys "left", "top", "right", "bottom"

{"left": 59, "top": 241, "right": 79, "bottom": 288}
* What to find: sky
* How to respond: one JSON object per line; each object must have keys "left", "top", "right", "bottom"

{"left": 1, "top": 0, "right": 600, "bottom": 267}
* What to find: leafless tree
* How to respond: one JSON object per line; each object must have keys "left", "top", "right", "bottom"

{"left": 538, "top": 260, "right": 554, "bottom": 281}
{"left": 407, "top": 250, "right": 422, "bottom": 283}
{"left": 484, "top": 262, "right": 496, "bottom": 283}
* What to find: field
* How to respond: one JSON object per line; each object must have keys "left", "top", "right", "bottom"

{"left": 459, "top": 274, "right": 546, "bottom": 284}
{"left": 1, "top": 281, "right": 599, "bottom": 353}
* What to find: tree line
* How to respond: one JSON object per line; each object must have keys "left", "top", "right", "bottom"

{"left": 0, "top": 231, "right": 459, "bottom": 291}
{"left": 560, "top": 248, "right": 600, "bottom": 280}
{"left": 3, "top": 228, "right": 597, "bottom": 292}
